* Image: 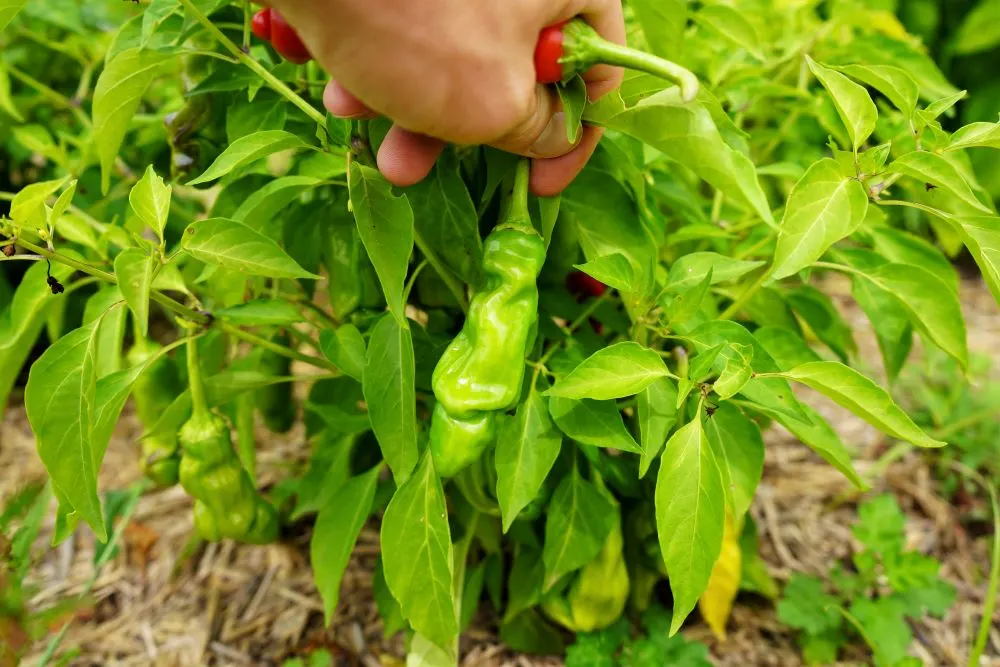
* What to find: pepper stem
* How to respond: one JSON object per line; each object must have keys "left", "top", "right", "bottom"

{"left": 500, "top": 159, "right": 533, "bottom": 231}
{"left": 562, "top": 20, "right": 700, "bottom": 103}
{"left": 186, "top": 334, "right": 210, "bottom": 422}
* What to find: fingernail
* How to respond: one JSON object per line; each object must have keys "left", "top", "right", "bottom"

{"left": 529, "top": 112, "right": 578, "bottom": 158}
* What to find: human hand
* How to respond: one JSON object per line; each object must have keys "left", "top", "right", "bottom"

{"left": 266, "top": 0, "right": 625, "bottom": 195}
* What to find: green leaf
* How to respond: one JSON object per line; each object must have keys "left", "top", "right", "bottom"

{"left": 549, "top": 396, "right": 642, "bottom": 453}
{"left": 704, "top": 403, "right": 763, "bottom": 519}
{"left": 805, "top": 57, "right": 878, "bottom": 151}
{"left": 954, "top": 0, "right": 1000, "bottom": 55}
{"left": 0, "top": 64, "right": 24, "bottom": 122}
{"left": 753, "top": 327, "right": 822, "bottom": 370}
{"left": 886, "top": 151, "right": 993, "bottom": 215}
{"left": 349, "top": 163, "right": 414, "bottom": 324}
{"left": 852, "top": 262, "right": 967, "bottom": 369}
{"left": 93, "top": 48, "right": 169, "bottom": 194}
{"left": 407, "top": 152, "right": 482, "bottom": 287}
{"left": 686, "top": 321, "right": 809, "bottom": 424}
{"left": 834, "top": 64, "right": 919, "bottom": 117}
{"left": 232, "top": 175, "right": 322, "bottom": 237}
{"left": 596, "top": 90, "right": 774, "bottom": 227}
{"left": 181, "top": 218, "right": 319, "bottom": 280}
{"left": 129, "top": 166, "right": 171, "bottom": 242}
{"left": 630, "top": 0, "right": 685, "bottom": 60}
{"left": 363, "top": 314, "right": 418, "bottom": 484}
{"left": 25, "top": 319, "right": 109, "bottom": 541}
{"left": 637, "top": 377, "right": 678, "bottom": 478}
{"left": 777, "top": 575, "right": 841, "bottom": 635}
{"left": 948, "top": 121, "right": 1000, "bottom": 151}
{"left": 772, "top": 158, "right": 869, "bottom": 279}
{"left": 292, "top": 433, "right": 357, "bottom": 520}
{"left": 778, "top": 361, "right": 945, "bottom": 448}
{"left": 694, "top": 4, "right": 764, "bottom": 60}
{"left": 312, "top": 466, "right": 379, "bottom": 625}
{"left": 495, "top": 389, "right": 562, "bottom": 533}
{"left": 113, "top": 249, "right": 156, "bottom": 337}
{"left": 374, "top": 556, "right": 407, "bottom": 637}
{"left": 10, "top": 178, "right": 68, "bottom": 231}
{"left": 380, "top": 451, "right": 457, "bottom": 651}
{"left": 82, "top": 287, "right": 127, "bottom": 379}
{"left": 187, "top": 130, "right": 307, "bottom": 186}
{"left": 319, "top": 324, "right": 366, "bottom": 382}
{"left": 546, "top": 342, "right": 669, "bottom": 400}
{"left": 216, "top": 299, "right": 305, "bottom": 326}
{"left": 669, "top": 252, "right": 764, "bottom": 291}
{"left": 542, "top": 467, "right": 615, "bottom": 590}
{"left": 849, "top": 597, "right": 911, "bottom": 666}
{"left": 952, "top": 215, "right": 1000, "bottom": 305}
{"left": 713, "top": 343, "right": 754, "bottom": 400}
{"left": 870, "top": 227, "right": 959, "bottom": 293}
{"left": 853, "top": 494, "right": 905, "bottom": 555}
{"left": 557, "top": 76, "right": 588, "bottom": 144}
{"left": 786, "top": 285, "right": 857, "bottom": 362}
{"left": 655, "top": 413, "right": 725, "bottom": 635}
{"left": 574, "top": 253, "right": 635, "bottom": 293}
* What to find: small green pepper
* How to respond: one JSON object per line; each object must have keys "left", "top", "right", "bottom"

{"left": 127, "top": 338, "right": 183, "bottom": 487}
{"left": 178, "top": 334, "right": 279, "bottom": 544}
{"left": 542, "top": 507, "right": 630, "bottom": 632}
{"left": 429, "top": 403, "right": 496, "bottom": 479}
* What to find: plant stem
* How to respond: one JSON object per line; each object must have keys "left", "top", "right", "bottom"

{"left": 186, "top": 334, "right": 210, "bottom": 421}
{"left": 15, "top": 239, "right": 210, "bottom": 325}
{"left": 719, "top": 267, "right": 771, "bottom": 321}
{"left": 412, "top": 230, "right": 469, "bottom": 313}
{"left": 176, "top": 0, "right": 328, "bottom": 130}
{"left": 502, "top": 159, "right": 532, "bottom": 229}
{"left": 565, "top": 21, "right": 699, "bottom": 102}
{"left": 7, "top": 64, "right": 91, "bottom": 128}
{"left": 220, "top": 322, "right": 340, "bottom": 373}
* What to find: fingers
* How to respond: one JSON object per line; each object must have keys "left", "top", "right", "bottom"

{"left": 323, "top": 81, "right": 377, "bottom": 119}
{"left": 377, "top": 126, "right": 446, "bottom": 187}
{"left": 492, "top": 85, "right": 579, "bottom": 159}
{"left": 530, "top": 125, "right": 604, "bottom": 196}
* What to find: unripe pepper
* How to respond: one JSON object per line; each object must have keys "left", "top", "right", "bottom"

{"left": 128, "top": 338, "right": 183, "bottom": 487}
{"left": 178, "top": 335, "right": 279, "bottom": 544}
{"left": 542, "top": 507, "right": 630, "bottom": 632}
{"left": 429, "top": 160, "right": 545, "bottom": 477}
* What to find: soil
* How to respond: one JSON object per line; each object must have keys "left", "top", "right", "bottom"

{"left": 2, "top": 276, "right": 998, "bottom": 667}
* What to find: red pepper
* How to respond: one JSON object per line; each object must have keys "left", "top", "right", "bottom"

{"left": 532, "top": 18, "right": 700, "bottom": 102}
{"left": 251, "top": 8, "right": 312, "bottom": 65}
{"left": 251, "top": 8, "right": 271, "bottom": 41}
{"left": 566, "top": 271, "right": 607, "bottom": 299}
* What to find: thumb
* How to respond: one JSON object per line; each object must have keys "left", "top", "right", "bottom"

{"left": 491, "top": 85, "right": 579, "bottom": 159}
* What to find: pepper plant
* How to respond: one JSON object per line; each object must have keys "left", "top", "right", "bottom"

{"left": 1, "top": 0, "right": 999, "bottom": 663}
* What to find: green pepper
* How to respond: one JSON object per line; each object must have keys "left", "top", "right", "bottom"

{"left": 128, "top": 338, "right": 183, "bottom": 487}
{"left": 429, "top": 160, "right": 545, "bottom": 477}
{"left": 542, "top": 507, "right": 630, "bottom": 632}
{"left": 178, "top": 335, "right": 279, "bottom": 544}
{"left": 256, "top": 332, "right": 296, "bottom": 434}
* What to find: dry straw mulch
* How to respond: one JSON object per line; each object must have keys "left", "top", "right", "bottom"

{"left": 1, "top": 276, "right": 998, "bottom": 667}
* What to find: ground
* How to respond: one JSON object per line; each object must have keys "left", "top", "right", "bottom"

{"left": 2, "top": 275, "right": 998, "bottom": 667}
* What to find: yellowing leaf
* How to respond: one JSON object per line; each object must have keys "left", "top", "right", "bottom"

{"left": 699, "top": 514, "right": 742, "bottom": 641}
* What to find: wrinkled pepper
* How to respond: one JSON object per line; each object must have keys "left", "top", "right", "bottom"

{"left": 257, "top": 332, "right": 297, "bottom": 434}
{"left": 128, "top": 338, "right": 183, "bottom": 487}
{"left": 430, "top": 160, "right": 545, "bottom": 477}
{"left": 542, "top": 506, "right": 630, "bottom": 632}
{"left": 178, "top": 335, "right": 279, "bottom": 544}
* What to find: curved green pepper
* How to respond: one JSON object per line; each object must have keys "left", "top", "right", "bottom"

{"left": 256, "top": 332, "right": 296, "bottom": 434}
{"left": 542, "top": 508, "right": 630, "bottom": 632}
{"left": 178, "top": 335, "right": 279, "bottom": 544}
{"left": 128, "top": 339, "right": 183, "bottom": 487}
{"left": 429, "top": 160, "right": 545, "bottom": 477}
